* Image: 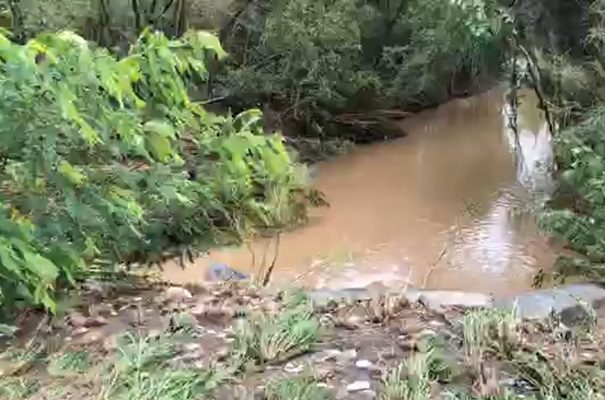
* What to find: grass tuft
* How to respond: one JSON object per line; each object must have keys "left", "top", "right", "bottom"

{"left": 47, "top": 350, "right": 92, "bottom": 377}
{"left": 99, "top": 332, "right": 230, "bottom": 400}
{"left": 380, "top": 352, "right": 432, "bottom": 400}
{"left": 230, "top": 297, "right": 319, "bottom": 365}
{"left": 265, "top": 376, "right": 329, "bottom": 400}
{"left": 462, "top": 306, "right": 518, "bottom": 373}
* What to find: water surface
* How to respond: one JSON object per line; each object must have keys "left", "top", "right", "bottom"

{"left": 164, "top": 89, "right": 557, "bottom": 296}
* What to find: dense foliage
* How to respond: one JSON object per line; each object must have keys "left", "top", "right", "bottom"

{"left": 220, "top": 0, "right": 509, "bottom": 142}
{"left": 0, "top": 28, "right": 312, "bottom": 311}
{"left": 518, "top": 0, "right": 605, "bottom": 281}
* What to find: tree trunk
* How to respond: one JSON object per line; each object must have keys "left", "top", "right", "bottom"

{"left": 8, "top": 0, "right": 24, "bottom": 43}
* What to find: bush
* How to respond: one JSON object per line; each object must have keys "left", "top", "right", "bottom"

{"left": 0, "top": 28, "right": 312, "bottom": 312}
{"left": 221, "top": 0, "right": 509, "bottom": 140}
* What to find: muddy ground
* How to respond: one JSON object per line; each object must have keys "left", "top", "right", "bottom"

{"left": 1, "top": 280, "right": 604, "bottom": 400}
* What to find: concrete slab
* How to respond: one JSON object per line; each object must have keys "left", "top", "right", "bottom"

{"left": 495, "top": 283, "right": 605, "bottom": 324}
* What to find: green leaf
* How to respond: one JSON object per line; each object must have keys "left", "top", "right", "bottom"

{"left": 184, "top": 31, "right": 228, "bottom": 60}
{"left": 58, "top": 161, "right": 86, "bottom": 185}
{"left": 146, "top": 132, "right": 173, "bottom": 162}
{"left": 144, "top": 120, "right": 176, "bottom": 138}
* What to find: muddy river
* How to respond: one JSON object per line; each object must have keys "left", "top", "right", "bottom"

{"left": 164, "top": 88, "right": 558, "bottom": 296}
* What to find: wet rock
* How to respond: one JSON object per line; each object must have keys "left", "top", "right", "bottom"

{"left": 347, "top": 381, "right": 371, "bottom": 392}
{"left": 355, "top": 359, "right": 373, "bottom": 369}
{"left": 495, "top": 283, "right": 605, "bottom": 324}
{"left": 164, "top": 286, "right": 193, "bottom": 302}
{"left": 205, "top": 263, "right": 248, "bottom": 282}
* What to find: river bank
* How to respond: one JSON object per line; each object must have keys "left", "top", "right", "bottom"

{"left": 1, "top": 280, "right": 604, "bottom": 400}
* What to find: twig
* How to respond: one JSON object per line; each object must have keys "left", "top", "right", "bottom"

{"left": 422, "top": 243, "right": 448, "bottom": 288}
{"left": 262, "top": 232, "right": 281, "bottom": 286}
{"left": 24, "top": 313, "right": 49, "bottom": 350}
{"left": 518, "top": 43, "right": 557, "bottom": 135}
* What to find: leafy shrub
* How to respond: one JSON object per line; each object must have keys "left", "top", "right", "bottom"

{"left": 0, "top": 28, "right": 312, "bottom": 312}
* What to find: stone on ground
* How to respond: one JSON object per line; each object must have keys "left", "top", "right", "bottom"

{"left": 347, "top": 381, "right": 371, "bottom": 392}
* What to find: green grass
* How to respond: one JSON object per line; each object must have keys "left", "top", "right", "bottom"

{"left": 265, "top": 377, "right": 329, "bottom": 400}
{"left": 99, "top": 332, "right": 230, "bottom": 400}
{"left": 47, "top": 350, "right": 92, "bottom": 377}
{"left": 462, "top": 306, "right": 518, "bottom": 373}
{"left": 380, "top": 352, "right": 433, "bottom": 400}
{"left": 0, "top": 377, "right": 39, "bottom": 400}
{"left": 230, "top": 296, "right": 319, "bottom": 365}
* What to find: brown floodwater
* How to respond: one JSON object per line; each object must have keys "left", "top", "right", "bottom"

{"left": 164, "top": 88, "right": 558, "bottom": 296}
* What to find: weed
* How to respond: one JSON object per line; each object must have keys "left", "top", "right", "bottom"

{"left": 230, "top": 300, "right": 319, "bottom": 365}
{"left": 380, "top": 352, "right": 432, "bottom": 400}
{"left": 99, "top": 332, "right": 231, "bottom": 400}
{"left": 462, "top": 306, "right": 518, "bottom": 373}
{"left": 47, "top": 350, "right": 92, "bottom": 377}
{"left": 0, "top": 377, "right": 39, "bottom": 399}
{"left": 511, "top": 350, "right": 604, "bottom": 400}
{"left": 265, "top": 376, "right": 329, "bottom": 400}
{"left": 443, "top": 389, "right": 536, "bottom": 399}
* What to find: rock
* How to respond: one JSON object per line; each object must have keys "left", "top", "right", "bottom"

{"left": 84, "top": 315, "right": 109, "bottom": 328}
{"left": 164, "top": 287, "right": 193, "bottom": 303}
{"left": 316, "top": 367, "right": 335, "bottom": 381}
{"left": 309, "top": 288, "right": 374, "bottom": 308}
{"left": 82, "top": 279, "right": 113, "bottom": 297}
{"left": 355, "top": 359, "right": 373, "bottom": 369}
{"left": 103, "top": 334, "right": 119, "bottom": 352}
{"left": 184, "top": 343, "right": 201, "bottom": 352}
{"left": 347, "top": 381, "right": 371, "bottom": 392}
{"left": 205, "top": 263, "right": 249, "bottom": 282}
{"left": 359, "top": 389, "right": 377, "bottom": 399}
{"left": 495, "top": 283, "right": 605, "bottom": 325}
{"left": 190, "top": 303, "right": 207, "bottom": 317}
{"left": 284, "top": 362, "right": 304, "bottom": 374}
{"left": 88, "top": 303, "right": 116, "bottom": 317}
{"left": 71, "top": 327, "right": 89, "bottom": 336}
{"left": 322, "top": 349, "right": 343, "bottom": 362}
{"left": 215, "top": 346, "right": 230, "bottom": 361}
{"left": 77, "top": 328, "right": 105, "bottom": 344}
{"left": 67, "top": 311, "right": 88, "bottom": 328}
{"left": 342, "top": 349, "right": 358, "bottom": 360}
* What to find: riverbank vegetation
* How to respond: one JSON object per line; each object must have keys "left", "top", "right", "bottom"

{"left": 0, "top": 0, "right": 605, "bottom": 399}
{"left": 0, "top": 25, "right": 316, "bottom": 313}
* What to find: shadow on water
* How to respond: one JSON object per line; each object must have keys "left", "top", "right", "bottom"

{"left": 164, "top": 88, "right": 559, "bottom": 296}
